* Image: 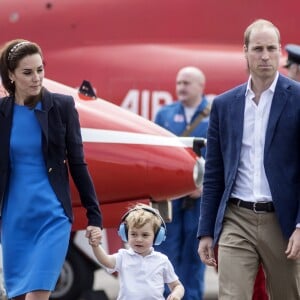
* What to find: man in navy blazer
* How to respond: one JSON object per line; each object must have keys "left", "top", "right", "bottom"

{"left": 197, "top": 19, "right": 300, "bottom": 299}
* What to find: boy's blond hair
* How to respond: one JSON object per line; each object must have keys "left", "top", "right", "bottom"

{"left": 125, "top": 204, "right": 162, "bottom": 234}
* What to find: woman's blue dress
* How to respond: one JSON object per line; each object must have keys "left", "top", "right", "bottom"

{"left": 1, "top": 103, "right": 71, "bottom": 298}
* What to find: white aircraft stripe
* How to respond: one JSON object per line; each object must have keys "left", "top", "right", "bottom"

{"left": 81, "top": 128, "right": 195, "bottom": 148}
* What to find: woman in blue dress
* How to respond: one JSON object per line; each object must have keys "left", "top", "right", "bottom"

{"left": 0, "top": 39, "right": 103, "bottom": 300}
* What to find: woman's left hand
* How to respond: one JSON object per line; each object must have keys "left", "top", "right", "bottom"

{"left": 85, "top": 226, "right": 102, "bottom": 247}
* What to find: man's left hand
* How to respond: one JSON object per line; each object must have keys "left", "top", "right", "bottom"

{"left": 285, "top": 228, "right": 300, "bottom": 259}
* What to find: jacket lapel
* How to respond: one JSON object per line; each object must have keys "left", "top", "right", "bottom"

{"left": 264, "top": 75, "right": 289, "bottom": 155}
{"left": 0, "top": 96, "right": 14, "bottom": 117}
{"left": 34, "top": 88, "right": 53, "bottom": 160}
{"left": 230, "top": 84, "right": 247, "bottom": 154}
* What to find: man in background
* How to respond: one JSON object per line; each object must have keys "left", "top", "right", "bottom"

{"left": 284, "top": 44, "right": 300, "bottom": 81}
{"left": 154, "top": 66, "right": 208, "bottom": 300}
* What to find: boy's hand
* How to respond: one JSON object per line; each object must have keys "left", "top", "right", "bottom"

{"left": 86, "top": 226, "right": 102, "bottom": 247}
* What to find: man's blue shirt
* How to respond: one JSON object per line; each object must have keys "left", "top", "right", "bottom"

{"left": 155, "top": 96, "right": 209, "bottom": 157}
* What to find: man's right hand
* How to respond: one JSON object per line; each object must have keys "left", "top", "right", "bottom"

{"left": 198, "top": 236, "right": 217, "bottom": 267}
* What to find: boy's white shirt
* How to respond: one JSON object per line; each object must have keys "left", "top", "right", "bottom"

{"left": 105, "top": 247, "right": 178, "bottom": 300}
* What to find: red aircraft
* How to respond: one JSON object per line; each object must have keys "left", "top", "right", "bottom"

{"left": 0, "top": 0, "right": 298, "bottom": 299}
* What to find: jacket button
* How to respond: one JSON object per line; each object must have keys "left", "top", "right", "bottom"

{"left": 48, "top": 168, "right": 53, "bottom": 173}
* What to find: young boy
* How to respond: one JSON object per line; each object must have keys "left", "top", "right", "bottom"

{"left": 88, "top": 203, "right": 185, "bottom": 300}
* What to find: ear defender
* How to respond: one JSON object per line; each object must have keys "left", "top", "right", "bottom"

{"left": 153, "top": 223, "right": 166, "bottom": 246}
{"left": 118, "top": 222, "right": 128, "bottom": 243}
{"left": 118, "top": 206, "right": 166, "bottom": 245}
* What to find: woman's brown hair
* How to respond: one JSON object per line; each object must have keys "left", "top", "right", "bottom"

{"left": 0, "top": 39, "right": 43, "bottom": 95}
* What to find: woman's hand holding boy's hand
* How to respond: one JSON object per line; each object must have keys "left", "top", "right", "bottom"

{"left": 85, "top": 225, "right": 102, "bottom": 247}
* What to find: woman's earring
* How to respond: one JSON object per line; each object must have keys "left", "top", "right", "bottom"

{"left": 10, "top": 80, "right": 14, "bottom": 84}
